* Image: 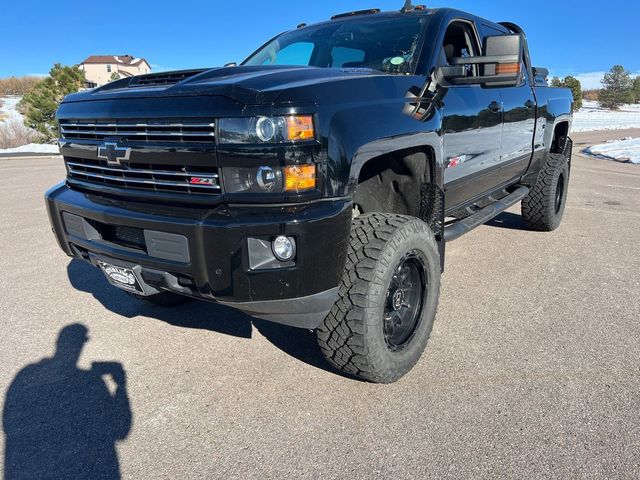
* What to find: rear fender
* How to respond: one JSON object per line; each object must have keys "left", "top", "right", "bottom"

{"left": 544, "top": 97, "right": 573, "bottom": 151}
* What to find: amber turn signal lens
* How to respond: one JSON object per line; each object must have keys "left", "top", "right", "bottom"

{"left": 496, "top": 63, "right": 520, "bottom": 74}
{"left": 286, "top": 115, "right": 314, "bottom": 141}
{"left": 284, "top": 164, "right": 316, "bottom": 192}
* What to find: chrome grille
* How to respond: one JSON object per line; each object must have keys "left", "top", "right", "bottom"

{"left": 59, "top": 119, "right": 215, "bottom": 143}
{"left": 65, "top": 157, "right": 221, "bottom": 195}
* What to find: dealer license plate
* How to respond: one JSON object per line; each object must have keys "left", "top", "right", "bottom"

{"left": 98, "top": 261, "right": 144, "bottom": 294}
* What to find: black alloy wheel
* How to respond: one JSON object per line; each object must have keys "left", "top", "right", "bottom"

{"left": 383, "top": 252, "right": 427, "bottom": 351}
{"left": 555, "top": 172, "right": 565, "bottom": 214}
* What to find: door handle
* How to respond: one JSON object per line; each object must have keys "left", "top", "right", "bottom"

{"left": 488, "top": 101, "right": 501, "bottom": 113}
{"left": 524, "top": 100, "right": 534, "bottom": 109}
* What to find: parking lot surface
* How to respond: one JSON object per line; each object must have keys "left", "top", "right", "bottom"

{"left": 1, "top": 130, "right": 639, "bottom": 479}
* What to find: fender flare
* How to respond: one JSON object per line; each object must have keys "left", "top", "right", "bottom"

{"left": 347, "top": 130, "right": 445, "bottom": 195}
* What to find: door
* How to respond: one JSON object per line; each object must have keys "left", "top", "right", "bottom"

{"left": 478, "top": 22, "right": 537, "bottom": 185}
{"left": 441, "top": 20, "right": 504, "bottom": 211}
{"left": 497, "top": 54, "right": 536, "bottom": 183}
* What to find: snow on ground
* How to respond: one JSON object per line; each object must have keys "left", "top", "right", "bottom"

{"left": 0, "top": 143, "right": 59, "bottom": 154}
{"left": 572, "top": 101, "right": 640, "bottom": 132}
{"left": 0, "top": 96, "right": 24, "bottom": 124}
{"left": 585, "top": 137, "right": 640, "bottom": 164}
{"left": 0, "top": 96, "right": 59, "bottom": 154}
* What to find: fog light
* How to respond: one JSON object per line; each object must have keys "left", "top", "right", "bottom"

{"left": 272, "top": 235, "right": 296, "bottom": 261}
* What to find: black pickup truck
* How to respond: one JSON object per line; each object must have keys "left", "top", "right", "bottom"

{"left": 46, "top": 4, "right": 573, "bottom": 383}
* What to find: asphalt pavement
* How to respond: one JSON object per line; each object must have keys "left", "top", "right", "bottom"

{"left": 1, "top": 129, "right": 639, "bottom": 479}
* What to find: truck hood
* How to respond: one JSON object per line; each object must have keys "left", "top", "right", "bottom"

{"left": 63, "top": 65, "right": 385, "bottom": 106}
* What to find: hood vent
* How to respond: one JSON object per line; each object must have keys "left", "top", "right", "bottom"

{"left": 129, "top": 69, "right": 207, "bottom": 87}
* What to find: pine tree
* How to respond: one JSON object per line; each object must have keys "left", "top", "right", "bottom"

{"left": 20, "top": 64, "right": 85, "bottom": 142}
{"left": 632, "top": 76, "right": 640, "bottom": 104}
{"left": 598, "top": 65, "right": 633, "bottom": 110}
{"left": 109, "top": 71, "right": 121, "bottom": 82}
{"left": 549, "top": 76, "right": 582, "bottom": 111}
{"left": 563, "top": 76, "right": 583, "bottom": 111}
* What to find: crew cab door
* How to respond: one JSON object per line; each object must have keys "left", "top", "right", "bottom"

{"left": 440, "top": 19, "right": 503, "bottom": 211}
{"left": 480, "top": 24, "right": 537, "bottom": 183}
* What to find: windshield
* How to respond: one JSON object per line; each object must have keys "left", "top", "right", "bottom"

{"left": 243, "top": 15, "right": 429, "bottom": 74}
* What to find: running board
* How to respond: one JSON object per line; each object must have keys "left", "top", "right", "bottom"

{"left": 444, "top": 186, "right": 530, "bottom": 242}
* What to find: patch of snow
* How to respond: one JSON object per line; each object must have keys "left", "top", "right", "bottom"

{"left": 0, "top": 143, "right": 59, "bottom": 154}
{"left": 0, "top": 96, "right": 24, "bottom": 124}
{"left": 586, "top": 137, "right": 640, "bottom": 164}
{"left": 572, "top": 101, "right": 640, "bottom": 132}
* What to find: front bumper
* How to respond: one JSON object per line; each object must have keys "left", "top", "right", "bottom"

{"left": 45, "top": 183, "right": 352, "bottom": 328}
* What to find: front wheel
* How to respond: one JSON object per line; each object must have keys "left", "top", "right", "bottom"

{"left": 316, "top": 213, "right": 441, "bottom": 383}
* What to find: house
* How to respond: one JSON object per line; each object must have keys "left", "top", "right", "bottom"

{"left": 79, "top": 55, "right": 151, "bottom": 87}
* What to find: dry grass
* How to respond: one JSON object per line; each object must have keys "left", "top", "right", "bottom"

{"left": 0, "top": 76, "right": 42, "bottom": 96}
{"left": 583, "top": 89, "right": 601, "bottom": 101}
{"left": 0, "top": 120, "right": 41, "bottom": 149}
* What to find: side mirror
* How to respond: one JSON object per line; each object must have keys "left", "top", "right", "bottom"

{"left": 436, "top": 34, "right": 523, "bottom": 88}
{"left": 532, "top": 66, "right": 549, "bottom": 86}
{"left": 224, "top": 62, "right": 238, "bottom": 67}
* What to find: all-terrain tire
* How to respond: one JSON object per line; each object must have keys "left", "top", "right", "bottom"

{"left": 316, "top": 213, "right": 441, "bottom": 383}
{"left": 521, "top": 153, "right": 569, "bottom": 231}
{"left": 127, "top": 291, "right": 192, "bottom": 307}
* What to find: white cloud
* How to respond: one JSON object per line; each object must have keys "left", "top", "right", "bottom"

{"left": 573, "top": 72, "right": 608, "bottom": 90}
{"left": 549, "top": 70, "right": 640, "bottom": 89}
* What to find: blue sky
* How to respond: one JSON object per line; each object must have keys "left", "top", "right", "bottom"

{"left": 1, "top": 0, "right": 638, "bottom": 88}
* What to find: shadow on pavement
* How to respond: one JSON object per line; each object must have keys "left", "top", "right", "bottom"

{"left": 3, "top": 324, "right": 131, "bottom": 480}
{"left": 66, "top": 259, "right": 344, "bottom": 377}
{"left": 485, "top": 211, "right": 529, "bottom": 231}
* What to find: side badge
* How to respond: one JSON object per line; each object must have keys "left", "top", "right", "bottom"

{"left": 447, "top": 155, "right": 468, "bottom": 168}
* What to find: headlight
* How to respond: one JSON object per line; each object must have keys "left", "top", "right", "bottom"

{"left": 218, "top": 115, "right": 315, "bottom": 144}
{"left": 223, "top": 165, "right": 283, "bottom": 194}
{"left": 223, "top": 164, "right": 316, "bottom": 194}
{"left": 255, "top": 117, "right": 278, "bottom": 142}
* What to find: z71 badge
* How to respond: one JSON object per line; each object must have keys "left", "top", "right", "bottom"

{"left": 447, "top": 155, "right": 468, "bottom": 168}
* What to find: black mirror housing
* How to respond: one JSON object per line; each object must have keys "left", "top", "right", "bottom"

{"left": 484, "top": 34, "right": 521, "bottom": 59}
{"left": 437, "top": 34, "right": 523, "bottom": 88}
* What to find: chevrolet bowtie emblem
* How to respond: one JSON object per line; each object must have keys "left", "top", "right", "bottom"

{"left": 97, "top": 142, "right": 131, "bottom": 166}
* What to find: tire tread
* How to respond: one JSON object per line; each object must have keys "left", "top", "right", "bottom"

{"left": 316, "top": 213, "right": 438, "bottom": 382}
{"left": 521, "top": 153, "right": 569, "bottom": 231}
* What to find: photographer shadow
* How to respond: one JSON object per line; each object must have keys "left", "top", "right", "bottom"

{"left": 66, "top": 260, "right": 340, "bottom": 376}
{"left": 3, "top": 324, "right": 131, "bottom": 480}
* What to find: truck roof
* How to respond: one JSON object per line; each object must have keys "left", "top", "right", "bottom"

{"left": 298, "top": 6, "right": 511, "bottom": 36}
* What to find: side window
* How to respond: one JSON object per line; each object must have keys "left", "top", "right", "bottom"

{"left": 261, "top": 42, "right": 314, "bottom": 66}
{"left": 441, "top": 21, "right": 480, "bottom": 74}
{"left": 331, "top": 46, "right": 365, "bottom": 68}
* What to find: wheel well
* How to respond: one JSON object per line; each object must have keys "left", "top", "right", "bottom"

{"left": 551, "top": 121, "right": 569, "bottom": 153}
{"left": 353, "top": 147, "right": 434, "bottom": 218}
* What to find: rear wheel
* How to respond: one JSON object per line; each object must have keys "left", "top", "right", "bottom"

{"left": 521, "top": 153, "right": 569, "bottom": 231}
{"left": 127, "top": 291, "right": 192, "bottom": 307}
{"left": 316, "top": 213, "right": 441, "bottom": 383}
